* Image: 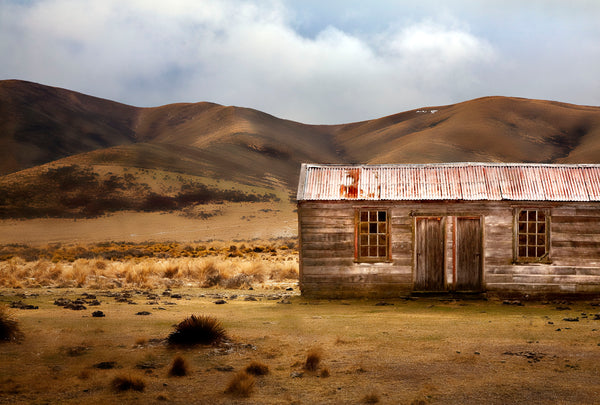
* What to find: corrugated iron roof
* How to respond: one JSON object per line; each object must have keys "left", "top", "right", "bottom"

{"left": 297, "top": 163, "right": 600, "bottom": 201}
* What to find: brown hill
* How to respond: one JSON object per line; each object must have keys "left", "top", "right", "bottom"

{"left": 2, "top": 80, "right": 600, "bottom": 218}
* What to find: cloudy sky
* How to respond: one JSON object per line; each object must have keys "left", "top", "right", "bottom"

{"left": 1, "top": 0, "right": 599, "bottom": 124}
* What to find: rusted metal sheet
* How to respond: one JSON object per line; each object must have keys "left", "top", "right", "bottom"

{"left": 297, "top": 163, "right": 600, "bottom": 201}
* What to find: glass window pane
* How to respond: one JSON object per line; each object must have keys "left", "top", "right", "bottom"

{"left": 369, "top": 211, "right": 377, "bottom": 221}
{"left": 518, "top": 222, "right": 527, "bottom": 232}
{"left": 378, "top": 211, "right": 386, "bottom": 221}
{"left": 528, "top": 210, "right": 536, "bottom": 221}
{"left": 361, "top": 211, "right": 368, "bottom": 222}
{"left": 528, "top": 246, "right": 537, "bottom": 257}
{"left": 360, "top": 223, "right": 368, "bottom": 233}
{"left": 537, "top": 235, "right": 545, "bottom": 245}
{"left": 528, "top": 235, "right": 536, "bottom": 245}
{"left": 519, "top": 211, "right": 527, "bottom": 221}
{"left": 378, "top": 223, "right": 387, "bottom": 233}
{"left": 537, "top": 223, "right": 545, "bottom": 233}
{"left": 528, "top": 223, "right": 536, "bottom": 233}
{"left": 519, "top": 246, "right": 527, "bottom": 257}
{"left": 360, "top": 235, "right": 368, "bottom": 246}
{"left": 360, "top": 247, "right": 369, "bottom": 257}
{"left": 369, "top": 223, "right": 378, "bottom": 233}
{"left": 378, "top": 235, "right": 387, "bottom": 245}
{"left": 538, "top": 211, "right": 545, "bottom": 221}
{"left": 538, "top": 246, "right": 546, "bottom": 256}
{"left": 369, "top": 247, "right": 377, "bottom": 256}
{"left": 378, "top": 247, "right": 386, "bottom": 257}
{"left": 518, "top": 235, "right": 527, "bottom": 245}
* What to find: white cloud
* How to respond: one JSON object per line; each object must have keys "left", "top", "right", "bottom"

{"left": 1, "top": 0, "right": 597, "bottom": 123}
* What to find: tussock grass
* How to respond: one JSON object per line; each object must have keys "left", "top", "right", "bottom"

{"left": 225, "top": 371, "right": 255, "bottom": 397}
{"left": 0, "top": 242, "right": 298, "bottom": 289}
{"left": 0, "top": 306, "right": 23, "bottom": 343}
{"left": 362, "top": 393, "right": 380, "bottom": 404}
{"left": 168, "top": 356, "right": 189, "bottom": 377}
{"left": 167, "top": 315, "right": 226, "bottom": 346}
{"left": 111, "top": 375, "right": 145, "bottom": 392}
{"left": 245, "top": 361, "right": 269, "bottom": 376}
{"left": 304, "top": 348, "right": 322, "bottom": 372}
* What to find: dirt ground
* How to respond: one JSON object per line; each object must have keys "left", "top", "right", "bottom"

{"left": 0, "top": 202, "right": 297, "bottom": 245}
{"left": 2, "top": 287, "right": 600, "bottom": 405}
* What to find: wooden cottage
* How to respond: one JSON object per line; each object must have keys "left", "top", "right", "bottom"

{"left": 296, "top": 163, "right": 600, "bottom": 299}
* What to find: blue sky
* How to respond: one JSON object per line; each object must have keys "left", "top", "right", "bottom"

{"left": 1, "top": 0, "right": 599, "bottom": 124}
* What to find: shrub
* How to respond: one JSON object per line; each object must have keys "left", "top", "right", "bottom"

{"left": 111, "top": 375, "right": 145, "bottom": 392}
{"left": 0, "top": 306, "right": 23, "bottom": 343}
{"left": 169, "top": 356, "right": 189, "bottom": 377}
{"left": 167, "top": 315, "right": 227, "bottom": 346}
{"left": 304, "top": 348, "right": 322, "bottom": 372}
{"left": 245, "top": 361, "right": 269, "bottom": 376}
{"left": 225, "top": 371, "right": 254, "bottom": 397}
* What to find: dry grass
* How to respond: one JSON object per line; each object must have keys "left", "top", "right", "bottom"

{"left": 362, "top": 393, "right": 380, "bottom": 404}
{"left": 168, "top": 356, "right": 189, "bottom": 377}
{"left": 3, "top": 287, "right": 600, "bottom": 404}
{"left": 245, "top": 361, "right": 269, "bottom": 376}
{"left": 0, "top": 242, "right": 298, "bottom": 290}
{"left": 111, "top": 375, "right": 146, "bottom": 392}
{"left": 0, "top": 305, "right": 22, "bottom": 343}
{"left": 225, "top": 371, "right": 255, "bottom": 397}
{"left": 167, "top": 315, "right": 227, "bottom": 346}
{"left": 303, "top": 347, "right": 322, "bottom": 372}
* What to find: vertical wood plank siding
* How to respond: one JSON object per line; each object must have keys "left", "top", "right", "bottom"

{"left": 299, "top": 200, "right": 600, "bottom": 298}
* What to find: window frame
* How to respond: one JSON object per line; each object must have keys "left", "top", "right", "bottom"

{"left": 513, "top": 208, "right": 551, "bottom": 263}
{"left": 355, "top": 208, "right": 391, "bottom": 263}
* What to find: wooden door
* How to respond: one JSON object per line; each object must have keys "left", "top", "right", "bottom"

{"left": 455, "top": 217, "right": 482, "bottom": 291}
{"left": 415, "top": 217, "right": 445, "bottom": 291}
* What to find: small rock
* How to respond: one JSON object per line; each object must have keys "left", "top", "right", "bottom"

{"left": 92, "top": 310, "right": 105, "bottom": 317}
{"left": 244, "top": 296, "right": 258, "bottom": 301}
{"left": 10, "top": 301, "right": 38, "bottom": 310}
{"left": 214, "top": 299, "right": 227, "bottom": 305}
{"left": 290, "top": 371, "right": 304, "bottom": 378}
{"left": 136, "top": 311, "right": 152, "bottom": 316}
{"left": 563, "top": 317, "right": 579, "bottom": 322}
{"left": 170, "top": 293, "right": 182, "bottom": 299}
{"left": 375, "top": 302, "right": 394, "bottom": 306}
{"left": 215, "top": 365, "right": 234, "bottom": 372}
{"left": 286, "top": 287, "right": 294, "bottom": 291}
{"left": 65, "top": 303, "right": 87, "bottom": 310}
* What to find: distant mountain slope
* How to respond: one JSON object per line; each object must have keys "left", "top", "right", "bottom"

{"left": 2, "top": 80, "right": 600, "bottom": 218}
{"left": 0, "top": 80, "right": 138, "bottom": 175}
{"left": 331, "top": 96, "right": 600, "bottom": 164}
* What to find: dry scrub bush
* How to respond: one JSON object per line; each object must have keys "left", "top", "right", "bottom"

{"left": 0, "top": 306, "right": 23, "bottom": 343}
{"left": 168, "top": 356, "right": 189, "bottom": 377}
{"left": 111, "top": 375, "right": 145, "bottom": 392}
{"left": 245, "top": 361, "right": 269, "bottom": 376}
{"left": 167, "top": 315, "right": 227, "bottom": 346}
{"left": 225, "top": 371, "right": 255, "bottom": 397}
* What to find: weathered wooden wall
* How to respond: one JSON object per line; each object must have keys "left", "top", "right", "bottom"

{"left": 298, "top": 201, "right": 600, "bottom": 298}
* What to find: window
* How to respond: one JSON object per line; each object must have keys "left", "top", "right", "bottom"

{"left": 357, "top": 209, "right": 389, "bottom": 261}
{"left": 516, "top": 209, "right": 549, "bottom": 261}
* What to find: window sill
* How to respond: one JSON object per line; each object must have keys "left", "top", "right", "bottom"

{"left": 354, "top": 259, "right": 393, "bottom": 264}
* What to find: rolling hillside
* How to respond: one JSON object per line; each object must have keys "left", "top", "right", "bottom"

{"left": 2, "top": 79, "right": 600, "bottom": 219}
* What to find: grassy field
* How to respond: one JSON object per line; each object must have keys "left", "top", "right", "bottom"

{"left": 1, "top": 243, "right": 600, "bottom": 404}
{"left": 2, "top": 284, "right": 600, "bottom": 404}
